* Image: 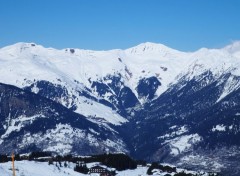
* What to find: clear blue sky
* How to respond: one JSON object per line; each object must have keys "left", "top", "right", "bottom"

{"left": 0, "top": 0, "right": 240, "bottom": 51}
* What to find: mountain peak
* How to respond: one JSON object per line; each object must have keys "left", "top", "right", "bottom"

{"left": 3, "top": 42, "right": 38, "bottom": 49}
{"left": 0, "top": 42, "right": 45, "bottom": 54}
{"left": 125, "top": 42, "right": 181, "bottom": 55}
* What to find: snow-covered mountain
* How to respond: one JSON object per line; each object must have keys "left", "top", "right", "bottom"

{"left": 1, "top": 41, "right": 240, "bottom": 175}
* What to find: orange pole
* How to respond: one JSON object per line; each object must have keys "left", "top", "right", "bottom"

{"left": 11, "top": 152, "right": 16, "bottom": 176}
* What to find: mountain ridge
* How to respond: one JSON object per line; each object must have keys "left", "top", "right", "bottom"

{"left": 2, "top": 41, "right": 240, "bottom": 52}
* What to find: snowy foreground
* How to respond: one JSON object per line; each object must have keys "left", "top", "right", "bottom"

{"left": 0, "top": 161, "right": 210, "bottom": 176}
{"left": 1, "top": 161, "right": 143, "bottom": 176}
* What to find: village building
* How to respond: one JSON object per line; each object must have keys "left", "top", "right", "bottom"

{"left": 89, "top": 165, "right": 115, "bottom": 176}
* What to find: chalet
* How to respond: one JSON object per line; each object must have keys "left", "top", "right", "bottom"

{"left": 89, "top": 165, "right": 115, "bottom": 176}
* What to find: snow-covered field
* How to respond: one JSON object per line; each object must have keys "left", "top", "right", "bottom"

{"left": 0, "top": 161, "right": 147, "bottom": 176}
{"left": 0, "top": 161, "right": 81, "bottom": 176}
{"left": 0, "top": 161, "right": 213, "bottom": 176}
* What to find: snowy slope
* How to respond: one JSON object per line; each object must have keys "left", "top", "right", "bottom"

{"left": 0, "top": 42, "right": 191, "bottom": 96}
{"left": 0, "top": 161, "right": 146, "bottom": 176}
{"left": 0, "top": 161, "right": 212, "bottom": 176}
{"left": 0, "top": 161, "right": 83, "bottom": 176}
{"left": 0, "top": 43, "right": 128, "bottom": 125}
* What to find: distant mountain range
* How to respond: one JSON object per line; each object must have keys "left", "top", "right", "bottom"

{"left": 0, "top": 41, "right": 240, "bottom": 175}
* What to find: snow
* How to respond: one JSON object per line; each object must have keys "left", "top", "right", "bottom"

{"left": 1, "top": 114, "right": 46, "bottom": 142}
{"left": 212, "top": 125, "right": 226, "bottom": 132}
{"left": 165, "top": 134, "right": 202, "bottom": 155}
{"left": 74, "top": 97, "right": 127, "bottom": 126}
{"left": 0, "top": 43, "right": 127, "bottom": 126}
{"left": 222, "top": 41, "right": 240, "bottom": 58}
{"left": 216, "top": 74, "right": 240, "bottom": 102}
{"left": 124, "top": 42, "right": 191, "bottom": 98}
{"left": 180, "top": 154, "right": 224, "bottom": 173}
{"left": 17, "top": 123, "right": 127, "bottom": 154}
{"left": 0, "top": 161, "right": 83, "bottom": 176}
{"left": 0, "top": 161, "right": 148, "bottom": 176}
{"left": 0, "top": 42, "right": 190, "bottom": 103}
{"left": 119, "top": 166, "right": 148, "bottom": 175}
{"left": 158, "top": 126, "right": 188, "bottom": 139}
{"left": 18, "top": 123, "right": 86, "bottom": 154}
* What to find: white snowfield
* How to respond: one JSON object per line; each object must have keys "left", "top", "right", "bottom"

{"left": 168, "top": 134, "right": 202, "bottom": 156}
{"left": 0, "top": 161, "right": 84, "bottom": 176}
{"left": 0, "top": 161, "right": 144, "bottom": 176}
{"left": 0, "top": 161, "right": 210, "bottom": 176}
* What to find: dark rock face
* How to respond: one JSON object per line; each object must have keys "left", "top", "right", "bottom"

{"left": 136, "top": 76, "right": 161, "bottom": 100}
{"left": 119, "top": 87, "right": 138, "bottom": 109}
